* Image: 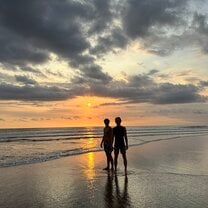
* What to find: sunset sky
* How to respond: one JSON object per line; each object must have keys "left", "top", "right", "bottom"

{"left": 0, "top": 0, "right": 208, "bottom": 128}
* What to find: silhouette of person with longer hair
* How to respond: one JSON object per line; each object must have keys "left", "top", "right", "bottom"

{"left": 101, "top": 118, "right": 114, "bottom": 170}
{"left": 113, "top": 117, "right": 128, "bottom": 174}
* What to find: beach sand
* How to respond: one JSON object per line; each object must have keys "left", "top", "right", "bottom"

{"left": 1, "top": 135, "right": 208, "bottom": 208}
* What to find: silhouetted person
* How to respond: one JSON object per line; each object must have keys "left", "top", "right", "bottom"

{"left": 113, "top": 117, "right": 128, "bottom": 174}
{"left": 101, "top": 118, "right": 114, "bottom": 170}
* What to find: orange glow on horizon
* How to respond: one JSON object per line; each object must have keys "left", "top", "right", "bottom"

{"left": 0, "top": 96, "right": 206, "bottom": 128}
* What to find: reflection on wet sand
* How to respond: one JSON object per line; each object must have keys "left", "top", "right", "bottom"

{"left": 83, "top": 136, "right": 97, "bottom": 181}
{"left": 104, "top": 172, "right": 131, "bottom": 208}
{"left": 85, "top": 152, "right": 95, "bottom": 180}
{"left": 104, "top": 172, "right": 114, "bottom": 207}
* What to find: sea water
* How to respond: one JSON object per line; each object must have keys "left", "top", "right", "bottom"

{"left": 0, "top": 125, "right": 208, "bottom": 167}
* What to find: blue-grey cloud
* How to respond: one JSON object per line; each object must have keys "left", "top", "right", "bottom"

{"left": 147, "top": 69, "right": 160, "bottom": 76}
{"left": 0, "top": 73, "right": 207, "bottom": 104}
{"left": 122, "top": 0, "right": 188, "bottom": 38}
{"left": 0, "top": 83, "right": 73, "bottom": 101}
{"left": 0, "top": 0, "right": 208, "bottom": 103}
{"left": 0, "top": 0, "right": 207, "bottom": 65}
{"left": 0, "top": 0, "right": 113, "bottom": 82}
{"left": 90, "top": 27, "right": 129, "bottom": 55}
{"left": 15, "top": 75, "right": 37, "bottom": 85}
{"left": 72, "top": 74, "right": 207, "bottom": 104}
{"left": 0, "top": 0, "right": 207, "bottom": 67}
{"left": 199, "top": 80, "right": 208, "bottom": 87}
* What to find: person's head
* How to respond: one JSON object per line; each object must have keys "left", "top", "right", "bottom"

{"left": 104, "top": 118, "right": 110, "bottom": 126}
{"left": 115, "top": 117, "right": 122, "bottom": 126}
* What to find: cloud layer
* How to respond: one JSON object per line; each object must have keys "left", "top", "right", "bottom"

{"left": 1, "top": 0, "right": 207, "bottom": 66}
{"left": 0, "top": 0, "right": 208, "bottom": 104}
{"left": 0, "top": 73, "right": 206, "bottom": 104}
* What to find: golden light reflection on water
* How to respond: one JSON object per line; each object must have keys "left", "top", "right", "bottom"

{"left": 83, "top": 132, "right": 97, "bottom": 180}
{"left": 85, "top": 152, "right": 96, "bottom": 180}
{"left": 86, "top": 138, "right": 97, "bottom": 149}
{"left": 84, "top": 151, "right": 98, "bottom": 199}
{"left": 82, "top": 128, "right": 99, "bottom": 150}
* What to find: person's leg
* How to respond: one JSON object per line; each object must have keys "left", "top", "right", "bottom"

{"left": 109, "top": 152, "right": 114, "bottom": 170}
{"left": 103, "top": 152, "right": 110, "bottom": 170}
{"left": 114, "top": 151, "right": 119, "bottom": 171}
{"left": 122, "top": 152, "right": 127, "bottom": 174}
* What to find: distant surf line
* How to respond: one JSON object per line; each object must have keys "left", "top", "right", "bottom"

{"left": 1, "top": 133, "right": 208, "bottom": 168}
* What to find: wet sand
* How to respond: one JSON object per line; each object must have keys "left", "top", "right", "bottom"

{"left": 1, "top": 135, "right": 208, "bottom": 208}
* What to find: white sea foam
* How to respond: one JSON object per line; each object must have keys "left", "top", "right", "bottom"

{"left": 0, "top": 126, "right": 208, "bottom": 167}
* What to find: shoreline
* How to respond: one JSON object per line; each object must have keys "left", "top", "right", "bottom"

{"left": 1, "top": 133, "right": 208, "bottom": 169}
{"left": 1, "top": 134, "right": 208, "bottom": 207}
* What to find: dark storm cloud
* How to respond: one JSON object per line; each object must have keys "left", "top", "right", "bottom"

{"left": 0, "top": 0, "right": 113, "bottom": 82}
{"left": 70, "top": 54, "right": 95, "bottom": 69}
{"left": 0, "top": 73, "right": 207, "bottom": 104}
{"left": 0, "top": 0, "right": 208, "bottom": 104}
{"left": 193, "top": 13, "right": 208, "bottom": 35}
{"left": 0, "top": 0, "right": 208, "bottom": 66}
{"left": 199, "top": 80, "right": 208, "bottom": 87}
{"left": 71, "top": 65, "right": 112, "bottom": 84}
{"left": 0, "top": 27, "right": 48, "bottom": 65}
{"left": 122, "top": 0, "right": 187, "bottom": 38}
{"left": 90, "top": 28, "right": 129, "bottom": 55}
{"left": 0, "top": 0, "right": 90, "bottom": 57}
{"left": 88, "top": 0, "right": 208, "bottom": 58}
{"left": 84, "top": 74, "right": 206, "bottom": 104}
{"left": 88, "top": 0, "right": 113, "bottom": 34}
{"left": 152, "top": 83, "right": 205, "bottom": 104}
{"left": 0, "top": 0, "right": 208, "bottom": 74}
{"left": 192, "top": 13, "right": 208, "bottom": 53}
{"left": 118, "top": 0, "right": 208, "bottom": 56}
{"left": 19, "top": 66, "right": 41, "bottom": 74}
{"left": 127, "top": 74, "right": 155, "bottom": 88}
{"left": 147, "top": 69, "right": 159, "bottom": 76}
{"left": 0, "top": 83, "right": 73, "bottom": 101}
{"left": 15, "top": 75, "right": 37, "bottom": 85}
{"left": 79, "top": 64, "right": 112, "bottom": 83}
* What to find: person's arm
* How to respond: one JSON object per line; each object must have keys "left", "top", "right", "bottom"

{"left": 110, "top": 128, "right": 114, "bottom": 150}
{"left": 124, "top": 127, "right": 128, "bottom": 150}
{"left": 100, "top": 137, "right": 104, "bottom": 148}
{"left": 100, "top": 128, "right": 105, "bottom": 148}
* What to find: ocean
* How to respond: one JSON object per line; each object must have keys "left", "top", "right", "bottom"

{"left": 1, "top": 125, "right": 208, "bottom": 168}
